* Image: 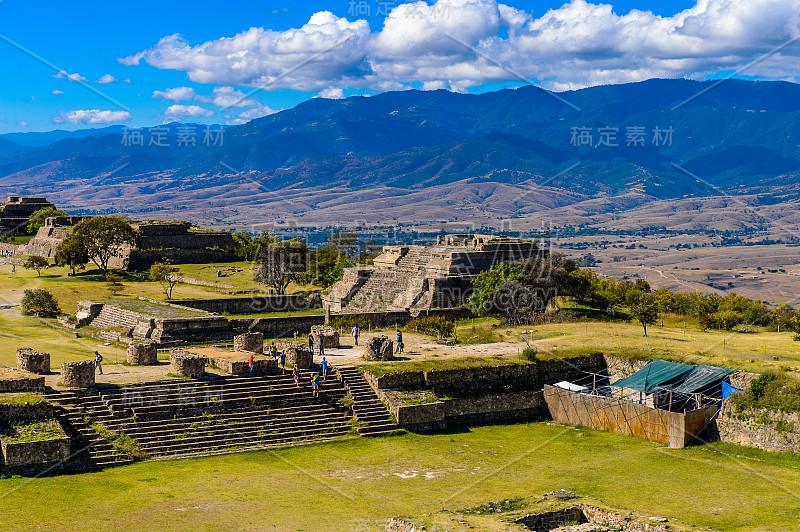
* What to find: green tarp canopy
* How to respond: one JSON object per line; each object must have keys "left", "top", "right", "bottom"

{"left": 609, "top": 360, "right": 695, "bottom": 394}
{"left": 673, "top": 364, "right": 736, "bottom": 395}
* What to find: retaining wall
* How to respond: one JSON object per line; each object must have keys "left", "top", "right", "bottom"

{"left": 1, "top": 436, "right": 70, "bottom": 476}
{"left": 171, "top": 295, "right": 321, "bottom": 315}
{"left": 0, "top": 400, "right": 53, "bottom": 424}
{"left": 715, "top": 405, "right": 800, "bottom": 453}
{"left": 0, "top": 372, "right": 45, "bottom": 394}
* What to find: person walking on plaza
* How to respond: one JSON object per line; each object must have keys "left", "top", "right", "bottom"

{"left": 308, "top": 333, "right": 314, "bottom": 354}
{"left": 94, "top": 351, "right": 103, "bottom": 375}
{"left": 352, "top": 325, "right": 360, "bottom": 346}
{"left": 396, "top": 330, "right": 404, "bottom": 354}
{"left": 269, "top": 342, "right": 278, "bottom": 358}
{"left": 321, "top": 356, "right": 329, "bottom": 381}
{"left": 248, "top": 353, "right": 254, "bottom": 375}
{"left": 293, "top": 364, "right": 300, "bottom": 388}
{"left": 319, "top": 332, "right": 325, "bottom": 357}
{"left": 279, "top": 350, "right": 286, "bottom": 374}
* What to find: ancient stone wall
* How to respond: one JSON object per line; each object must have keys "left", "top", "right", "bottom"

{"left": 276, "top": 341, "right": 314, "bottom": 369}
{"left": 120, "top": 249, "right": 239, "bottom": 271}
{"left": 149, "top": 316, "right": 233, "bottom": 345}
{"left": 126, "top": 341, "right": 159, "bottom": 365}
{"left": 16, "top": 348, "right": 50, "bottom": 374}
{"left": 715, "top": 404, "right": 800, "bottom": 453}
{"left": 170, "top": 351, "right": 207, "bottom": 378}
{"left": 384, "top": 390, "right": 546, "bottom": 431}
{"left": 1, "top": 436, "right": 71, "bottom": 476}
{"left": 0, "top": 400, "right": 53, "bottom": 424}
{"left": 60, "top": 360, "right": 96, "bottom": 388}
{"left": 234, "top": 332, "right": 264, "bottom": 354}
{"left": 170, "top": 295, "right": 321, "bottom": 315}
{"left": 311, "top": 325, "right": 340, "bottom": 348}
{"left": 364, "top": 336, "right": 394, "bottom": 361}
{"left": 0, "top": 370, "right": 44, "bottom": 393}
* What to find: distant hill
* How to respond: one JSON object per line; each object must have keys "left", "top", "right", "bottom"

{"left": 2, "top": 78, "right": 800, "bottom": 227}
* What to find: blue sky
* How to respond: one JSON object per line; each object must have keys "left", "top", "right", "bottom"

{"left": 0, "top": 0, "right": 794, "bottom": 134}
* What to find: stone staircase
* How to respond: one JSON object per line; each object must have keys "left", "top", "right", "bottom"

{"left": 396, "top": 247, "right": 432, "bottom": 274}
{"left": 47, "top": 372, "right": 357, "bottom": 463}
{"left": 45, "top": 390, "right": 134, "bottom": 473}
{"left": 88, "top": 304, "right": 144, "bottom": 331}
{"left": 335, "top": 365, "right": 400, "bottom": 437}
{"left": 344, "top": 270, "right": 407, "bottom": 312}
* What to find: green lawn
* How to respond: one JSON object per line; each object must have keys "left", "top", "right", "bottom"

{"left": 0, "top": 423, "right": 798, "bottom": 531}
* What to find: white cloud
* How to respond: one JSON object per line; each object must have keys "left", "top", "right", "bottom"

{"left": 53, "top": 109, "right": 132, "bottom": 124}
{"left": 317, "top": 87, "right": 344, "bottom": 99}
{"left": 118, "top": 0, "right": 800, "bottom": 92}
{"left": 152, "top": 86, "right": 197, "bottom": 101}
{"left": 52, "top": 70, "right": 88, "bottom": 82}
{"left": 17, "top": 121, "right": 29, "bottom": 127}
{"left": 51, "top": 89, "right": 64, "bottom": 95}
{"left": 95, "top": 74, "right": 130, "bottom": 84}
{"left": 163, "top": 104, "right": 214, "bottom": 118}
{"left": 196, "top": 86, "right": 255, "bottom": 108}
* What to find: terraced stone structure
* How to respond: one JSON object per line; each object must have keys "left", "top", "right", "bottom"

{"left": 16, "top": 348, "right": 50, "bottom": 374}
{"left": 276, "top": 341, "right": 313, "bottom": 369}
{"left": 61, "top": 360, "right": 96, "bottom": 388}
{"left": 0, "top": 196, "right": 54, "bottom": 236}
{"left": 126, "top": 341, "right": 158, "bottom": 365}
{"left": 325, "top": 234, "right": 539, "bottom": 312}
{"left": 234, "top": 332, "right": 263, "bottom": 354}
{"left": 311, "top": 325, "right": 339, "bottom": 348}
{"left": 364, "top": 336, "right": 394, "bottom": 361}
{"left": 170, "top": 351, "right": 208, "bottom": 378}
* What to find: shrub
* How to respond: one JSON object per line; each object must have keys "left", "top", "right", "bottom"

{"left": 521, "top": 347, "right": 538, "bottom": 362}
{"left": 330, "top": 315, "right": 372, "bottom": 330}
{"left": 21, "top": 288, "right": 60, "bottom": 318}
{"left": 405, "top": 315, "right": 456, "bottom": 339}
{"left": 730, "top": 372, "right": 800, "bottom": 414}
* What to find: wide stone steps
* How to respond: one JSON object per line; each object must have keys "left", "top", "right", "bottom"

{"left": 44, "top": 373, "right": 357, "bottom": 465}
{"left": 335, "top": 365, "right": 400, "bottom": 437}
{"left": 51, "top": 404, "right": 133, "bottom": 472}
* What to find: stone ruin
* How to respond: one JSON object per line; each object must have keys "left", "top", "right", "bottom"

{"left": 16, "top": 348, "right": 50, "bottom": 374}
{"left": 126, "top": 341, "right": 159, "bottom": 366}
{"left": 0, "top": 196, "right": 54, "bottom": 236}
{"left": 325, "top": 234, "right": 540, "bottom": 312}
{"left": 60, "top": 360, "right": 96, "bottom": 388}
{"left": 170, "top": 351, "right": 208, "bottom": 378}
{"left": 276, "top": 341, "right": 314, "bottom": 369}
{"left": 234, "top": 332, "right": 263, "bottom": 354}
{"left": 364, "top": 336, "right": 394, "bottom": 361}
{"left": 311, "top": 325, "right": 340, "bottom": 348}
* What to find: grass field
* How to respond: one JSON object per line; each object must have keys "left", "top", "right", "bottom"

{"left": 454, "top": 316, "right": 800, "bottom": 376}
{"left": 1, "top": 422, "right": 798, "bottom": 531}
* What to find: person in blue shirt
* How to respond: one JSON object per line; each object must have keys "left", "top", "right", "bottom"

{"left": 396, "top": 330, "right": 403, "bottom": 354}
{"left": 321, "top": 356, "right": 329, "bottom": 381}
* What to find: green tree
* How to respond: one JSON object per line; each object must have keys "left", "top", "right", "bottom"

{"left": 149, "top": 260, "right": 180, "bottom": 299}
{"left": 254, "top": 238, "right": 309, "bottom": 295}
{"left": 27, "top": 207, "right": 68, "bottom": 234}
{"left": 21, "top": 288, "right": 60, "bottom": 317}
{"left": 54, "top": 233, "right": 89, "bottom": 275}
{"left": 629, "top": 292, "right": 659, "bottom": 352}
{"left": 233, "top": 231, "right": 277, "bottom": 261}
{"left": 23, "top": 255, "right": 49, "bottom": 277}
{"left": 72, "top": 216, "right": 137, "bottom": 279}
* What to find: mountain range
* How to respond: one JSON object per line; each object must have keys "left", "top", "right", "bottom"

{"left": 2, "top": 78, "right": 800, "bottom": 229}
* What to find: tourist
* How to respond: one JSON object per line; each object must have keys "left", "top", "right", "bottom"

{"left": 321, "top": 356, "right": 328, "bottom": 381}
{"left": 308, "top": 333, "right": 314, "bottom": 353}
{"left": 319, "top": 332, "right": 325, "bottom": 357}
{"left": 279, "top": 350, "right": 286, "bottom": 374}
{"left": 352, "top": 325, "right": 360, "bottom": 346}
{"left": 94, "top": 351, "right": 103, "bottom": 375}
{"left": 293, "top": 364, "right": 300, "bottom": 388}
{"left": 396, "top": 330, "right": 404, "bottom": 354}
{"left": 270, "top": 342, "right": 278, "bottom": 358}
{"left": 248, "top": 353, "right": 254, "bottom": 375}
{"left": 311, "top": 372, "right": 320, "bottom": 397}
